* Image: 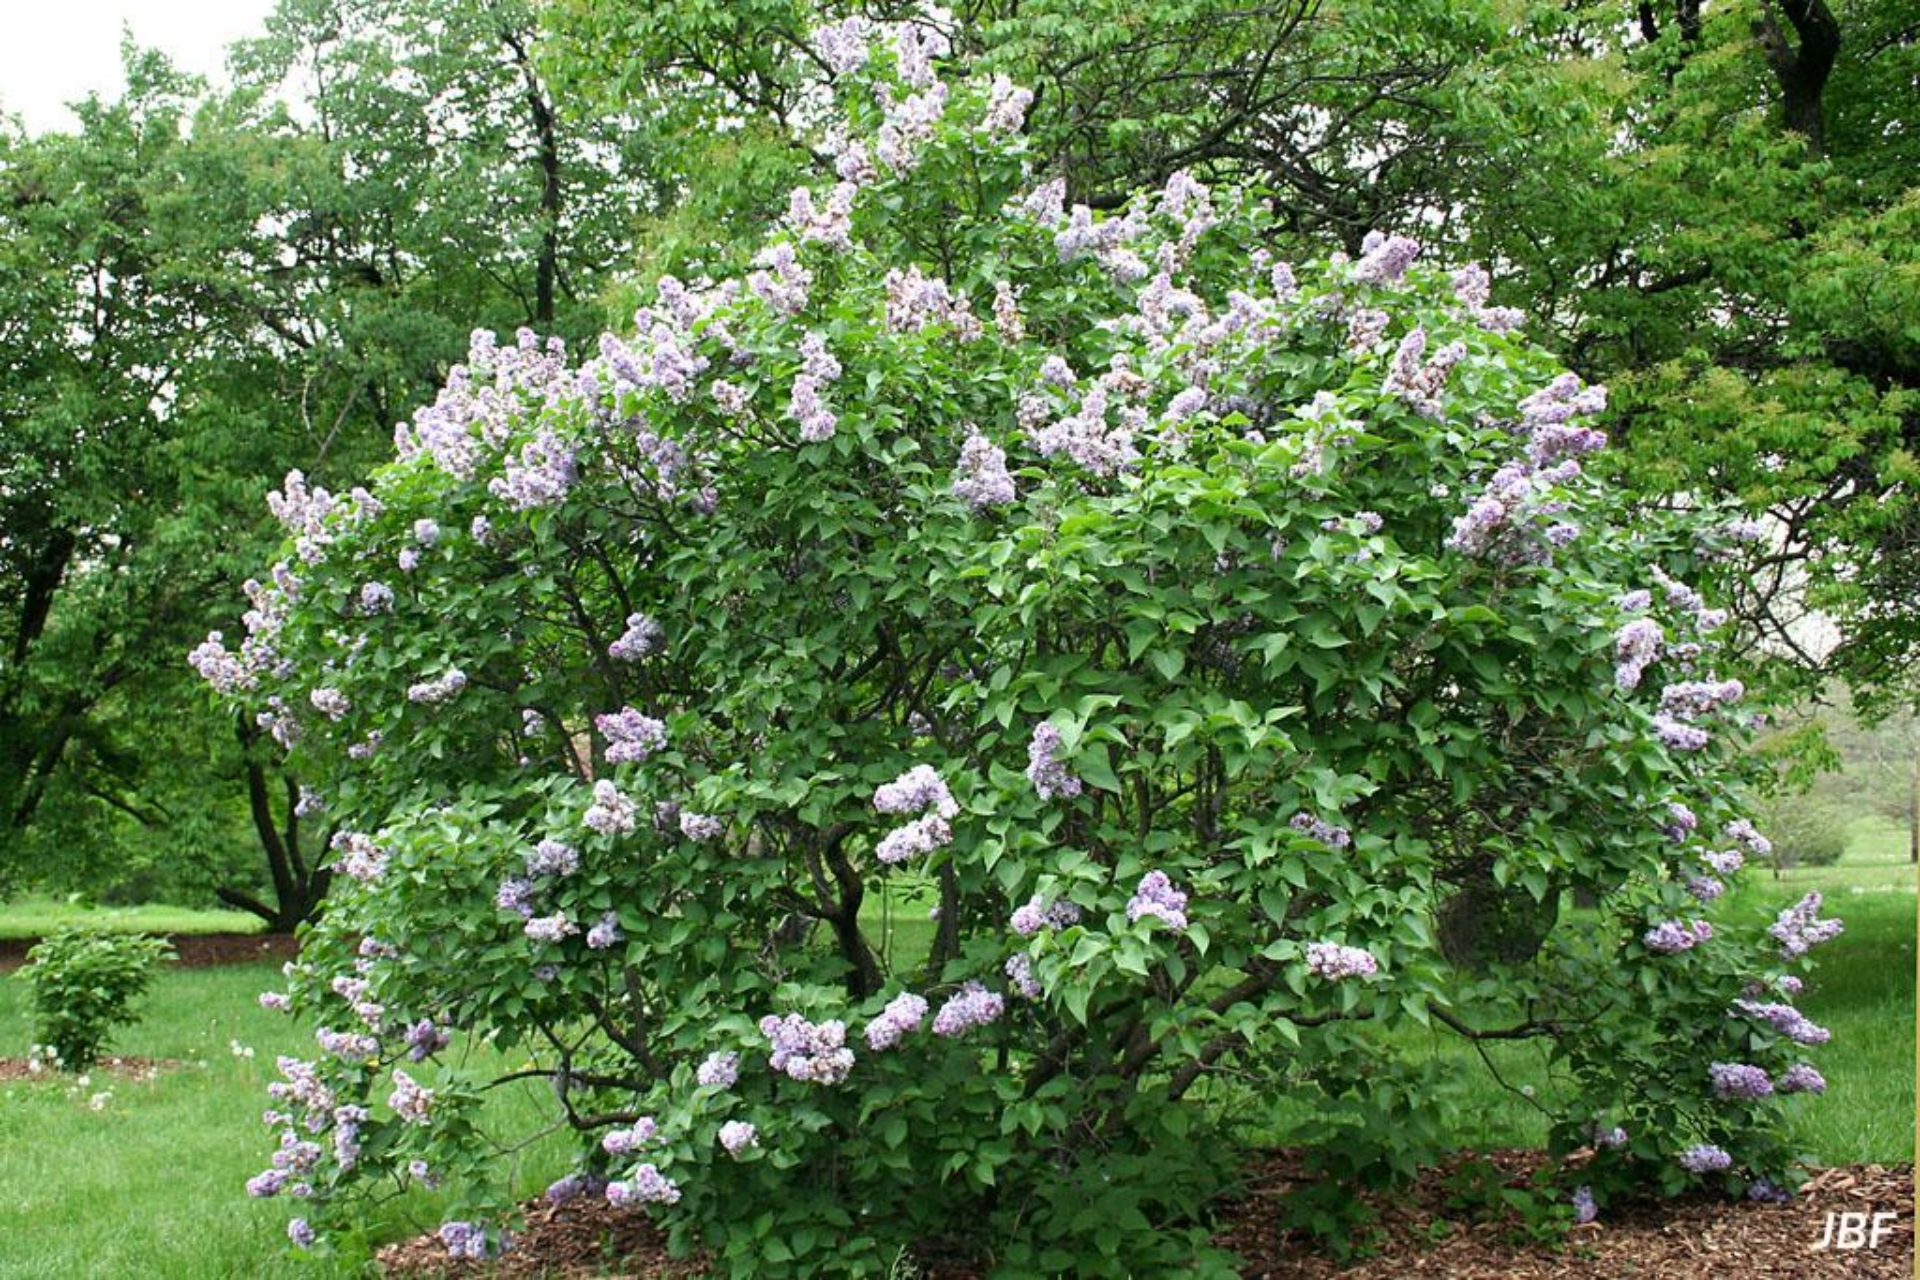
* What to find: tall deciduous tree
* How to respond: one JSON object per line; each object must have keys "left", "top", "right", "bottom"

{"left": 1, "top": 1, "right": 664, "bottom": 916}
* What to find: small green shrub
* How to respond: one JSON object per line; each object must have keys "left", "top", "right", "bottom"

{"left": 18, "top": 927, "right": 174, "bottom": 1069}
{"left": 1758, "top": 793, "right": 1850, "bottom": 867}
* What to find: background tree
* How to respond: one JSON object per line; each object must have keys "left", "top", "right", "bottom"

{"left": 1, "top": 0, "right": 665, "bottom": 919}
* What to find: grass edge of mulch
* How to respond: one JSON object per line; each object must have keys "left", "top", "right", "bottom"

{"left": 0, "top": 931, "right": 298, "bottom": 972}
{"left": 376, "top": 1152, "right": 1916, "bottom": 1279}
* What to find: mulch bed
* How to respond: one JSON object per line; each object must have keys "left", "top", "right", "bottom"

{"left": 0, "top": 1055, "right": 181, "bottom": 1083}
{"left": 0, "top": 931, "right": 298, "bottom": 972}
{"left": 379, "top": 1152, "right": 1914, "bottom": 1278}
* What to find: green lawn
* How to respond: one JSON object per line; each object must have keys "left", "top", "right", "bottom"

{"left": 0, "top": 964, "right": 573, "bottom": 1279}
{"left": 0, "top": 899, "right": 264, "bottom": 941}
{"left": 0, "top": 851, "right": 1908, "bottom": 1278}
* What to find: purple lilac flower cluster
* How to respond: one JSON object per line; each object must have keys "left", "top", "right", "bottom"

{"left": 1304, "top": 942, "right": 1378, "bottom": 980}
{"left": 584, "top": 780, "right": 638, "bottom": 835}
{"left": 1709, "top": 1062, "right": 1774, "bottom": 1100}
{"left": 865, "top": 992, "right": 930, "bottom": 1050}
{"left": 525, "top": 838, "right": 579, "bottom": 877}
{"left": 761, "top": 1013, "right": 856, "bottom": 1084}
{"left": 607, "top": 1165, "right": 681, "bottom": 1206}
{"left": 786, "top": 183, "right": 855, "bottom": 250}
{"left": 1451, "top": 263, "right": 1526, "bottom": 331}
{"left": 696, "top": 1051, "right": 739, "bottom": 1087}
{"left": 719, "top": 1121, "right": 759, "bottom": 1156}
{"left": 1026, "top": 364, "right": 1146, "bottom": 477}
{"left": 1776, "top": 1063, "right": 1826, "bottom": 1094}
{"left": 438, "top": 1221, "right": 496, "bottom": 1260}
{"left": 884, "top": 266, "right": 982, "bottom": 338}
{"left": 932, "top": 981, "right": 1005, "bottom": 1036}
{"left": 1702, "top": 847, "right": 1746, "bottom": 876}
{"left": 316, "top": 1028, "right": 379, "bottom": 1062}
{"left": 1025, "top": 722, "right": 1082, "bottom": 800}
{"left": 1010, "top": 895, "right": 1080, "bottom": 936}
{"left": 750, "top": 242, "right": 813, "bottom": 316}
{"left": 596, "top": 708, "right": 668, "bottom": 763}
{"left": 1614, "top": 618, "right": 1664, "bottom": 691}
{"left": 678, "top": 810, "right": 722, "bottom": 841}
{"left": 1352, "top": 231, "right": 1420, "bottom": 285}
{"left": 1643, "top": 919, "right": 1712, "bottom": 954}
{"left": 1651, "top": 715, "right": 1710, "bottom": 752}
{"left": 1444, "top": 367, "right": 1612, "bottom": 563}
{"left": 872, "top": 764, "right": 958, "bottom": 865}
{"left": 603, "top": 1117, "right": 658, "bottom": 1155}
{"left": 608, "top": 612, "right": 664, "bottom": 661}
{"left": 1004, "top": 953, "right": 1041, "bottom": 999}
{"left": 585, "top": 913, "right": 623, "bottom": 949}
{"left": 309, "top": 687, "right": 350, "bottom": 721}
{"left": 496, "top": 876, "right": 536, "bottom": 918}
{"left": 405, "top": 667, "right": 467, "bottom": 705}
{"left": 979, "top": 75, "right": 1032, "bottom": 135}
{"left": 1663, "top": 801, "right": 1698, "bottom": 843}
{"left": 953, "top": 427, "right": 1017, "bottom": 510}
{"left": 1126, "top": 871, "right": 1189, "bottom": 931}
{"left": 404, "top": 1019, "right": 449, "bottom": 1062}
{"left": 1685, "top": 875, "right": 1725, "bottom": 903}
{"left": 787, "top": 332, "right": 842, "bottom": 443}
{"left": 1290, "top": 811, "right": 1353, "bottom": 849}
{"left": 1727, "top": 819, "right": 1773, "bottom": 858}
{"left": 1730, "top": 1000, "right": 1830, "bottom": 1045}
{"left": 388, "top": 1069, "right": 433, "bottom": 1124}
{"left": 1384, "top": 327, "right": 1466, "bottom": 418}
{"left": 524, "top": 912, "right": 578, "bottom": 944}
{"left": 1571, "top": 1186, "right": 1598, "bottom": 1225}
{"left": 545, "top": 1172, "right": 608, "bottom": 1205}
{"left": 330, "top": 831, "right": 387, "bottom": 883}
{"left": 1770, "top": 892, "right": 1843, "bottom": 959}
{"left": 1678, "top": 1144, "right": 1732, "bottom": 1174}
{"left": 1517, "top": 373, "right": 1608, "bottom": 465}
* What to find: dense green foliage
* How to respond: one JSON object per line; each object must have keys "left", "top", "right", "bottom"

{"left": 18, "top": 927, "right": 173, "bottom": 1070}
{"left": 4, "top": 0, "right": 1913, "bottom": 908}
{"left": 545, "top": 0, "right": 1920, "bottom": 712}
{"left": 198, "top": 31, "right": 1851, "bottom": 1273}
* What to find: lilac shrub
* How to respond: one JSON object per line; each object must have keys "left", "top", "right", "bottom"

{"left": 198, "top": 19, "right": 1835, "bottom": 1275}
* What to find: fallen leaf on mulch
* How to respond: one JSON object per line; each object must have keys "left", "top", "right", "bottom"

{"left": 380, "top": 1154, "right": 1915, "bottom": 1278}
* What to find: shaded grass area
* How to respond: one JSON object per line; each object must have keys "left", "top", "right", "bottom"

{"left": 0, "top": 898, "right": 264, "bottom": 941}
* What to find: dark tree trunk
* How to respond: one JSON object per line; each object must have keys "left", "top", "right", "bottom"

{"left": 221, "top": 715, "right": 328, "bottom": 933}
{"left": 1758, "top": 0, "right": 1841, "bottom": 152}
{"left": 1909, "top": 745, "right": 1918, "bottom": 864}
{"left": 500, "top": 23, "right": 562, "bottom": 328}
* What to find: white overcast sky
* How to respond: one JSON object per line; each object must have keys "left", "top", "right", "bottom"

{"left": 0, "top": 0, "right": 278, "bottom": 134}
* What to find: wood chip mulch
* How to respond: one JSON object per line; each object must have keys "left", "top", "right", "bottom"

{"left": 379, "top": 1151, "right": 1913, "bottom": 1278}
{"left": 0, "top": 931, "right": 299, "bottom": 972}
{"left": 0, "top": 1055, "right": 181, "bottom": 1083}
{"left": 1219, "top": 1151, "right": 1914, "bottom": 1279}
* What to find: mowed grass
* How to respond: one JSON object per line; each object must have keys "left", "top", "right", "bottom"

{"left": 0, "top": 898, "right": 263, "bottom": 941}
{"left": 0, "top": 963, "right": 573, "bottom": 1280}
